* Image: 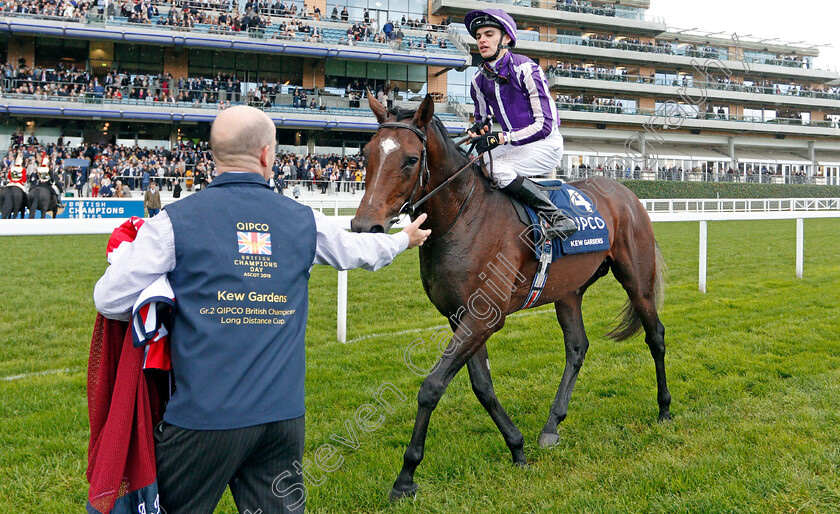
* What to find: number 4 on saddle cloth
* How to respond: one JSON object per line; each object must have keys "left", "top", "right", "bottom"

{"left": 508, "top": 181, "right": 611, "bottom": 309}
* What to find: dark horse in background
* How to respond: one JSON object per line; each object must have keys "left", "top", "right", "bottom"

{"left": 1, "top": 185, "right": 28, "bottom": 219}
{"left": 351, "top": 94, "right": 670, "bottom": 500}
{"left": 28, "top": 174, "right": 62, "bottom": 219}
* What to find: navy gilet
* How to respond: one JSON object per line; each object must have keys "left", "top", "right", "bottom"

{"left": 163, "top": 172, "right": 316, "bottom": 430}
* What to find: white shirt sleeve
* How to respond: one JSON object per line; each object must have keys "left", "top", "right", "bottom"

{"left": 311, "top": 209, "right": 409, "bottom": 271}
{"left": 93, "top": 211, "right": 176, "bottom": 320}
{"left": 93, "top": 208, "right": 410, "bottom": 318}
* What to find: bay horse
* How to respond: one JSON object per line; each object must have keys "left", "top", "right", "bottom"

{"left": 351, "top": 94, "right": 671, "bottom": 501}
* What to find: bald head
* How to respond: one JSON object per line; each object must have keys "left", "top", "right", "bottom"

{"left": 210, "top": 106, "right": 276, "bottom": 175}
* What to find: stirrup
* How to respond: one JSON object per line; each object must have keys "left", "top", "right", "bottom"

{"left": 541, "top": 213, "right": 578, "bottom": 240}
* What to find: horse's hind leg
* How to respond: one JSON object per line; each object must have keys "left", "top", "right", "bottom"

{"left": 466, "top": 345, "right": 526, "bottom": 465}
{"left": 610, "top": 246, "right": 672, "bottom": 421}
{"left": 539, "top": 294, "right": 589, "bottom": 448}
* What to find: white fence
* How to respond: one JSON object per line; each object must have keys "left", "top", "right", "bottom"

{"left": 337, "top": 210, "right": 840, "bottom": 342}
{"left": 647, "top": 211, "right": 840, "bottom": 293}
{"left": 641, "top": 198, "right": 840, "bottom": 213}
{"left": 2, "top": 208, "right": 839, "bottom": 343}
{"left": 167, "top": 196, "right": 840, "bottom": 217}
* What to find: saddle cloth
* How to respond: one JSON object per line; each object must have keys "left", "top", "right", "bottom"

{"left": 511, "top": 181, "right": 611, "bottom": 261}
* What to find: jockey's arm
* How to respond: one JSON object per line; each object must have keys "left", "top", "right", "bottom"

{"left": 503, "top": 63, "right": 555, "bottom": 147}
{"left": 469, "top": 75, "right": 491, "bottom": 137}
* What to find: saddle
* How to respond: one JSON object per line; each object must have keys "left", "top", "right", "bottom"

{"left": 509, "top": 179, "right": 565, "bottom": 229}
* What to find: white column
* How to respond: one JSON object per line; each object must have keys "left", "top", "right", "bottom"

{"left": 337, "top": 270, "right": 348, "bottom": 343}
{"left": 796, "top": 218, "right": 804, "bottom": 279}
{"left": 699, "top": 220, "right": 707, "bottom": 293}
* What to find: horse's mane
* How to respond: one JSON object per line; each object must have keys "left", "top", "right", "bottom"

{"left": 387, "top": 106, "right": 469, "bottom": 162}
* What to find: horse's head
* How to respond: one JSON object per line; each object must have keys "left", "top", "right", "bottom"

{"left": 351, "top": 92, "right": 436, "bottom": 233}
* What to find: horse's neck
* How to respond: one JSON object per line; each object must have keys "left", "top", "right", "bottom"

{"left": 421, "top": 169, "right": 510, "bottom": 245}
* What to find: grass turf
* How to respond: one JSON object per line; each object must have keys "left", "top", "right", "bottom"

{"left": 1, "top": 219, "right": 839, "bottom": 513}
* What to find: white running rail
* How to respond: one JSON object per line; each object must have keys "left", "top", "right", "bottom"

{"left": 2, "top": 210, "right": 838, "bottom": 343}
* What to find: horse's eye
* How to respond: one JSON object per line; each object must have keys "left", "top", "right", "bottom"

{"left": 404, "top": 156, "right": 419, "bottom": 168}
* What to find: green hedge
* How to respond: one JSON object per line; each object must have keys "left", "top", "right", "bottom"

{"left": 620, "top": 180, "right": 840, "bottom": 199}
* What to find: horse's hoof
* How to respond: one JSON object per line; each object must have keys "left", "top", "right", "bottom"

{"left": 538, "top": 432, "right": 560, "bottom": 448}
{"left": 388, "top": 483, "right": 418, "bottom": 503}
{"left": 658, "top": 411, "right": 672, "bottom": 422}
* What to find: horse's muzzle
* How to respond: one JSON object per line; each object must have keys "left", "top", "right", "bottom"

{"left": 350, "top": 217, "right": 385, "bottom": 234}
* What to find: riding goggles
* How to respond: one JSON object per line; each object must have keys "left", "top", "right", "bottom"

{"left": 479, "top": 61, "right": 509, "bottom": 84}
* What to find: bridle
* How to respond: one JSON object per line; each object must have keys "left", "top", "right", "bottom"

{"left": 376, "top": 122, "right": 482, "bottom": 222}
{"left": 377, "top": 122, "right": 430, "bottom": 214}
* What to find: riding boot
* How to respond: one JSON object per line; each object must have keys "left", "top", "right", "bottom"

{"left": 503, "top": 176, "right": 578, "bottom": 240}
{"left": 52, "top": 187, "right": 64, "bottom": 208}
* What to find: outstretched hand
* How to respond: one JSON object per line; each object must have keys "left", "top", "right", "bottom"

{"left": 402, "top": 212, "right": 431, "bottom": 248}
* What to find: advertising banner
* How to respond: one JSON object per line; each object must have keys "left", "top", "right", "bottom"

{"left": 55, "top": 198, "right": 145, "bottom": 219}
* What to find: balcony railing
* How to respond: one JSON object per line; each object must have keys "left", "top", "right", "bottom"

{"left": 559, "top": 168, "right": 824, "bottom": 185}
{"left": 548, "top": 69, "right": 840, "bottom": 102}
{"left": 533, "top": 34, "right": 828, "bottom": 72}
{"left": 554, "top": 101, "right": 840, "bottom": 128}
{"left": 458, "top": 0, "right": 665, "bottom": 23}
{"left": 0, "top": 10, "right": 465, "bottom": 56}
{"left": 0, "top": 91, "right": 468, "bottom": 123}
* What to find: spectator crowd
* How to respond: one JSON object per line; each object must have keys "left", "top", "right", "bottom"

{"left": 555, "top": 0, "right": 616, "bottom": 17}
{"left": 0, "top": 0, "right": 92, "bottom": 19}
{"left": 0, "top": 62, "right": 416, "bottom": 114}
{"left": 0, "top": 136, "right": 370, "bottom": 197}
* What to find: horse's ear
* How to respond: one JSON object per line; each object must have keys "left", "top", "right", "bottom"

{"left": 413, "top": 94, "right": 435, "bottom": 129}
{"left": 367, "top": 88, "right": 387, "bottom": 124}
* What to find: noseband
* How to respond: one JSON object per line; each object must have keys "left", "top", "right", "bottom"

{"left": 375, "top": 121, "right": 480, "bottom": 218}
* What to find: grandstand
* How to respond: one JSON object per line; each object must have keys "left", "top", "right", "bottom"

{"left": 0, "top": 0, "right": 839, "bottom": 186}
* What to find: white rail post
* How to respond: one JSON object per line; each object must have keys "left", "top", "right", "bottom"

{"left": 337, "top": 270, "right": 348, "bottom": 343}
{"left": 334, "top": 200, "right": 339, "bottom": 216}
{"left": 699, "top": 220, "right": 708, "bottom": 293}
{"left": 796, "top": 218, "right": 804, "bottom": 279}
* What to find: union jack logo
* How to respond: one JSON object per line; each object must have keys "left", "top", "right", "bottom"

{"left": 237, "top": 231, "right": 272, "bottom": 255}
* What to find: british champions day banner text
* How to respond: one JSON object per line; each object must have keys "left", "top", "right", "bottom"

{"left": 57, "top": 199, "right": 145, "bottom": 219}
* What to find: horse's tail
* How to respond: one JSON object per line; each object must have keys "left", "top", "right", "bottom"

{"left": 607, "top": 239, "right": 667, "bottom": 342}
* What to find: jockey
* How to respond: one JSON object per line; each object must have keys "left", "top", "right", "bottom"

{"left": 7, "top": 152, "right": 27, "bottom": 190}
{"left": 465, "top": 9, "right": 577, "bottom": 240}
{"left": 37, "top": 152, "right": 64, "bottom": 207}
{"left": 36, "top": 153, "right": 52, "bottom": 183}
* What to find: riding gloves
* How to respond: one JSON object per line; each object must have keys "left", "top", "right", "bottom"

{"left": 473, "top": 132, "right": 503, "bottom": 153}
{"left": 468, "top": 120, "right": 490, "bottom": 135}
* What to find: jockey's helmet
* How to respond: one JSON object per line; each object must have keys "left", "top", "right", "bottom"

{"left": 464, "top": 9, "right": 517, "bottom": 48}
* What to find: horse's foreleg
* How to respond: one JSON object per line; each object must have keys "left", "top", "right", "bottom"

{"left": 390, "top": 322, "right": 491, "bottom": 501}
{"left": 539, "top": 296, "right": 589, "bottom": 448}
{"left": 466, "top": 345, "right": 526, "bottom": 465}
